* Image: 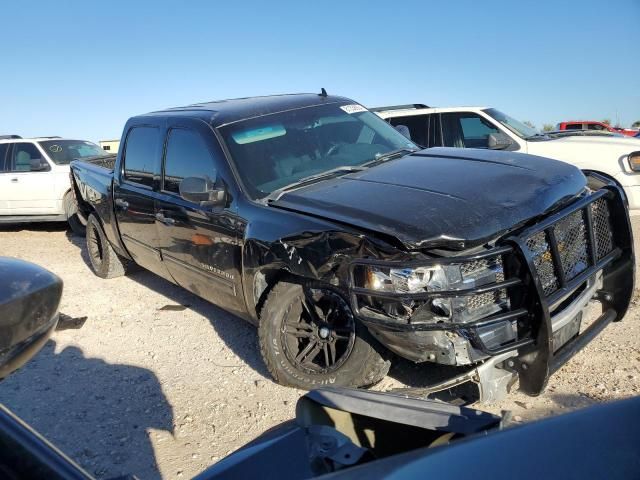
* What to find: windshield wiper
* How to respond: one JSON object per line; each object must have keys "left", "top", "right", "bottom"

{"left": 266, "top": 166, "right": 364, "bottom": 202}
{"left": 361, "top": 148, "right": 418, "bottom": 167}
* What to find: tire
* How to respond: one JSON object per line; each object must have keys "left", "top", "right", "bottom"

{"left": 259, "top": 281, "right": 390, "bottom": 389}
{"left": 64, "top": 192, "right": 85, "bottom": 236}
{"left": 86, "top": 214, "right": 129, "bottom": 279}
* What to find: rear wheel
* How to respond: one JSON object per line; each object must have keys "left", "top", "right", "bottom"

{"left": 86, "top": 214, "right": 129, "bottom": 279}
{"left": 259, "top": 281, "right": 390, "bottom": 389}
{"left": 64, "top": 192, "right": 85, "bottom": 236}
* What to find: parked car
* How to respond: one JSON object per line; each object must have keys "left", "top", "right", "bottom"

{"left": 1, "top": 263, "right": 638, "bottom": 479}
{"left": 0, "top": 135, "right": 109, "bottom": 233}
{"left": 612, "top": 127, "right": 637, "bottom": 136}
{"left": 374, "top": 106, "right": 640, "bottom": 213}
{"left": 70, "top": 93, "right": 633, "bottom": 402}
{"left": 556, "top": 120, "right": 637, "bottom": 137}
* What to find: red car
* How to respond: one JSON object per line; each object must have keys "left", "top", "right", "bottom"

{"left": 556, "top": 120, "right": 637, "bottom": 136}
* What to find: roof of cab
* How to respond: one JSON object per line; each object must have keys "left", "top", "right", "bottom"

{"left": 141, "top": 93, "right": 353, "bottom": 128}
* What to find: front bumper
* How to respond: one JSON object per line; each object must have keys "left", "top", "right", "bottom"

{"left": 350, "top": 176, "right": 634, "bottom": 396}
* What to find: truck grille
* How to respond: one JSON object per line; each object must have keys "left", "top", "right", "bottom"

{"left": 459, "top": 257, "right": 507, "bottom": 310}
{"left": 466, "top": 289, "right": 508, "bottom": 311}
{"left": 524, "top": 197, "right": 615, "bottom": 297}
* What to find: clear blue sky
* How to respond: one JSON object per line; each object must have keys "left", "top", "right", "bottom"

{"left": 1, "top": 0, "right": 638, "bottom": 142}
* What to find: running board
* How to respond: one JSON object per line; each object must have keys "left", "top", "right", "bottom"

{"left": 0, "top": 215, "right": 67, "bottom": 224}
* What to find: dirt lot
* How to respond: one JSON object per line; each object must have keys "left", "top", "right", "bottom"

{"left": 0, "top": 220, "right": 639, "bottom": 479}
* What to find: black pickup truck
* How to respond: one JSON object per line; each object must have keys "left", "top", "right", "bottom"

{"left": 70, "top": 93, "right": 634, "bottom": 401}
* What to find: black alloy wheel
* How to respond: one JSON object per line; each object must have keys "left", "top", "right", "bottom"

{"left": 279, "top": 287, "right": 356, "bottom": 375}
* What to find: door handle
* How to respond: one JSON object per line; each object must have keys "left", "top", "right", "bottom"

{"left": 115, "top": 198, "right": 129, "bottom": 210}
{"left": 10, "top": 178, "right": 18, "bottom": 183}
{"left": 155, "top": 212, "right": 175, "bottom": 226}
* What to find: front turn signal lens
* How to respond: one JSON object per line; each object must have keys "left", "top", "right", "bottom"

{"left": 628, "top": 151, "right": 640, "bottom": 172}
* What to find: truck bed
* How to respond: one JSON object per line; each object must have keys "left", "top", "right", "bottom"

{"left": 70, "top": 155, "right": 118, "bottom": 245}
{"left": 77, "top": 153, "right": 117, "bottom": 172}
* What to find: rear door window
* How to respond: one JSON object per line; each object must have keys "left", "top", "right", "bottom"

{"left": 565, "top": 123, "right": 583, "bottom": 130}
{"left": 123, "top": 127, "right": 160, "bottom": 188}
{"left": 387, "top": 115, "right": 429, "bottom": 147}
{"left": 162, "top": 129, "right": 220, "bottom": 196}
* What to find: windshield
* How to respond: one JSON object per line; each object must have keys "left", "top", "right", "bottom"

{"left": 483, "top": 108, "right": 539, "bottom": 139}
{"left": 38, "top": 139, "right": 108, "bottom": 165}
{"left": 219, "top": 103, "right": 417, "bottom": 199}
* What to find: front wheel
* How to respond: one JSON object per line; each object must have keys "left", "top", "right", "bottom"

{"left": 259, "top": 281, "right": 390, "bottom": 389}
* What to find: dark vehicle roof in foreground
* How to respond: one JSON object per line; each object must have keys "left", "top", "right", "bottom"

{"left": 140, "top": 93, "right": 353, "bottom": 128}
{"left": 196, "top": 389, "right": 640, "bottom": 480}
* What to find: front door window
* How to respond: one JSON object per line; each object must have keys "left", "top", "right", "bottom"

{"left": 440, "top": 113, "right": 500, "bottom": 148}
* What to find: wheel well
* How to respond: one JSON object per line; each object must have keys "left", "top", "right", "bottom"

{"left": 585, "top": 170, "right": 623, "bottom": 189}
{"left": 254, "top": 270, "right": 351, "bottom": 321}
{"left": 254, "top": 269, "right": 292, "bottom": 319}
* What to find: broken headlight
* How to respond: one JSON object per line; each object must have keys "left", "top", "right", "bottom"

{"left": 355, "top": 257, "right": 510, "bottom": 324}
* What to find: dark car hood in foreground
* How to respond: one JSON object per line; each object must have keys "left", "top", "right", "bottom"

{"left": 271, "top": 147, "right": 587, "bottom": 250}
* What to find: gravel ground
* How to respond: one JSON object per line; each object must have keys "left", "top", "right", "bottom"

{"left": 0, "top": 219, "right": 639, "bottom": 479}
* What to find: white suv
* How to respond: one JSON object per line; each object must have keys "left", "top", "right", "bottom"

{"left": 374, "top": 105, "right": 640, "bottom": 213}
{"left": 0, "top": 135, "right": 108, "bottom": 233}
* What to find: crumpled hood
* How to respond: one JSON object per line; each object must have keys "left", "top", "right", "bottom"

{"left": 271, "top": 147, "right": 587, "bottom": 250}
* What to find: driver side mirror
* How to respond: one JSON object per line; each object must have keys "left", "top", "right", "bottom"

{"left": 487, "top": 132, "right": 513, "bottom": 150}
{"left": 29, "top": 158, "right": 50, "bottom": 172}
{"left": 179, "top": 176, "right": 226, "bottom": 207}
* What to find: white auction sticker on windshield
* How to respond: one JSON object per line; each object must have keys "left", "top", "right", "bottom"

{"left": 340, "top": 104, "right": 367, "bottom": 114}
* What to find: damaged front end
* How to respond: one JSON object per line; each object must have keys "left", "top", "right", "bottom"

{"left": 349, "top": 175, "right": 634, "bottom": 402}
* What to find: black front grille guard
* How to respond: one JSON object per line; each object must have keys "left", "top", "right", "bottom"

{"left": 349, "top": 180, "right": 634, "bottom": 395}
